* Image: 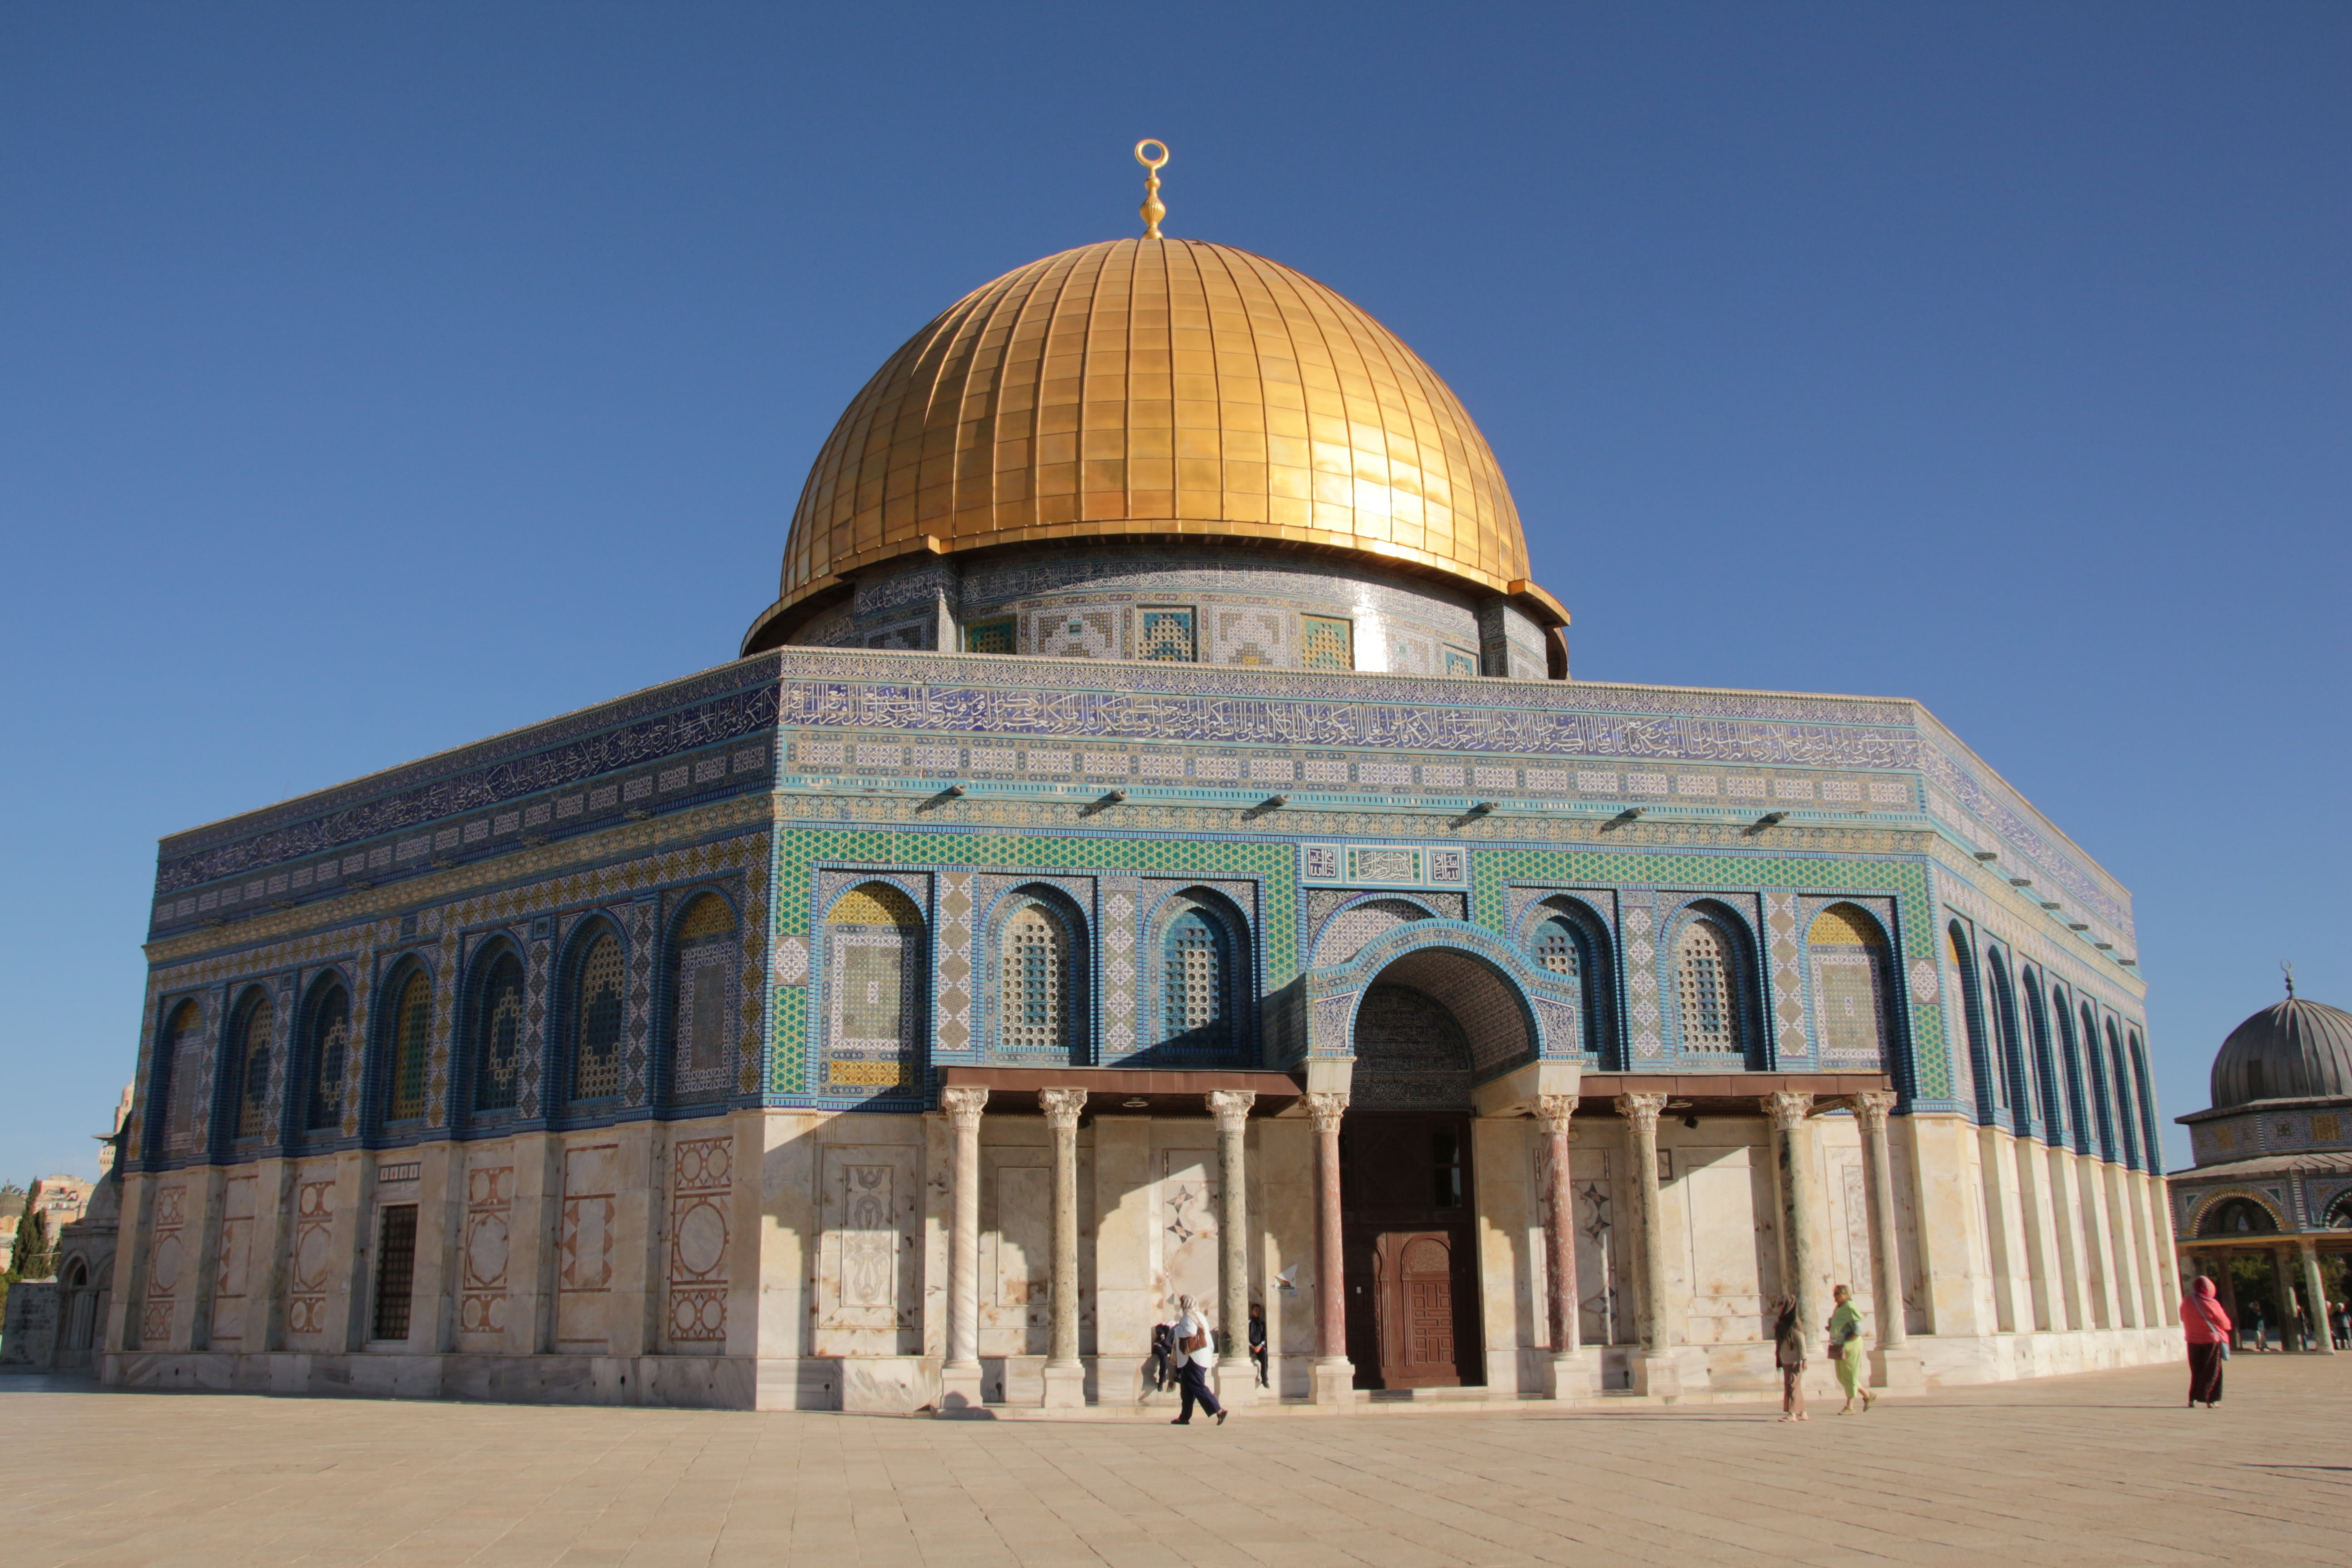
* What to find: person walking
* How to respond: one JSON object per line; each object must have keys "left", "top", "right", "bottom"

{"left": 2331, "top": 1298, "right": 2348, "bottom": 1351}
{"left": 1825, "top": 1284, "right": 1870, "bottom": 1414}
{"left": 1248, "top": 1302, "right": 1269, "bottom": 1389}
{"left": 2246, "top": 1301, "right": 2267, "bottom": 1352}
{"left": 2182, "top": 1275, "right": 2231, "bottom": 1407}
{"left": 1169, "top": 1294, "right": 1225, "bottom": 1426}
{"left": 1148, "top": 1313, "right": 1177, "bottom": 1393}
{"left": 1772, "top": 1296, "right": 1807, "bottom": 1422}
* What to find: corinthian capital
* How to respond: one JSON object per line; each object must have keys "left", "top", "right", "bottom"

{"left": 1304, "top": 1090, "right": 1349, "bottom": 1133}
{"left": 941, "top": 1086, "right": 990, "bottom": 1129}
{"left": 1853, "top": 1090, "right": 1897, "bottom": 1133}
{"left": 1760, "top": 1090, "right": 1814, "bottom": 1132}
{"left": 1206, "top": 1089, "right": 1257, "bottom": 1132}
{"left": 1613, "top": 1092, "right": 1666, "bottom": 1135}
{"left": 1039, "top": 1088, "right": 1088, "bottom": 1130}
{"left": 1535, "top": 1093, "right": 1581, "bottom": 1137}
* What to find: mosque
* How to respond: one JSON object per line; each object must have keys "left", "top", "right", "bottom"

{"left": 91, "top": 147, "right": 2178, "bottom": 1410}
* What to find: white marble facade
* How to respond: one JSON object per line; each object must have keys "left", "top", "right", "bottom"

{"left": 93, "top": 1088, "right": 2180, "bottom": 1408}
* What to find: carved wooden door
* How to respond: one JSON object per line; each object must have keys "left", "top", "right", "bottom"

{"left": 1377, "top": 1230, "right": 1461, "bottom": 1387}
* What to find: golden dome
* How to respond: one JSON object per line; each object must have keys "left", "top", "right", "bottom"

{"left": 746, "top": 237, "right": 1561, "bottom": 652}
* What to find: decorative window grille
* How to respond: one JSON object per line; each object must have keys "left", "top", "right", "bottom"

{"left": 1138, "top": 607, "right": 1196, "bottom": 662}
{"left": 572, "top": 935, "right": 625, "bottom": 1102}
{"left": 157, "top": 1000, "right": 205, "bottom": 1158}
{"left": 1163, "top": 910, "right": 1227, "bottom": 1049}
{"left": 964, "top": 618, "right": 1015, "bottom": 654}
{"left": 475, "top": 954, "right": 525, "bottom": 1112}
{"left": 388, "top": 972, "right": 432, "bottom": 1121}
{"left": 306, "top": 986, "right": 349, "bottom": 1131}
{"left": 1004, "top": 906, "right": 1066, "bottom": 1054}
{"left": 235, "top": 998, "right": 276, "bottom": 1139}
{"left": 1675, "top": 920, "right": 1741, "bottom": 1053}
{"left": 371, "top": 1205, "right": 418, "bottom": 1341}
{"left": 1534, "top": 918, "right": 1580, "bottom": 978}
{"left": 1301, "top": 615, "right": 1353, "bottom": 671}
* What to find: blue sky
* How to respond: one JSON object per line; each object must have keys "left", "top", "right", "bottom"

{"left": 2, "top": 3, "right": 2343, "bottom": 1178}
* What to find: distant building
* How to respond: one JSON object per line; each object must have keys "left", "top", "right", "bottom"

{"left": 2169, "top": 979, "right": 2352, "bottom": 1350}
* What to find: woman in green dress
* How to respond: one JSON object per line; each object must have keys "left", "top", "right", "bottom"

{"left": 1826, "top": 1283, "right": 1871, "bottom": 1413}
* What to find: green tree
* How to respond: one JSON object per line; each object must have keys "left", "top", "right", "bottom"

{"left": 12, "top": 1204, "right": 53, "bottom": 1281}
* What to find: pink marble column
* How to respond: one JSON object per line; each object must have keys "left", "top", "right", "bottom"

{"left": 1536, "top": 1093, "right": 1582, "bottom": 1397}
{"left": 1306, "top": 1090, "right": 1353, "bottom": 1404}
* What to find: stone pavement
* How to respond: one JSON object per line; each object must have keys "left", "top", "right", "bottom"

{"left": 4, "top": 1356, "right": 2344, "bottom": 1567}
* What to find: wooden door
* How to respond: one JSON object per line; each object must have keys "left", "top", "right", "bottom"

{"left": 1377, "top": 1230, "right": 1461, "bottom": 1388}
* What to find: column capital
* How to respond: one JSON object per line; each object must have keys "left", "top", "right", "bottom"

{"left": 1206, "top": 1088, "right": 1257, "bottom": 1132}
{"left": 1535, "top": 1093, "right": 1581, "bottom": 1136}
{"left": 1305, "top": 1090, "right": 1349, "bottom": 1133}
{"left": 1614, "top": 1092, "right": 1666, "bottom": 1135}
{"left": 941, "top": 1086, "right": 990, "bottom": 1129}
{"left": 1854, "top": 1090, "right": 1897, "bottom": 1132}
{"left": 1760, "top": 1090, "right": 1814, "bottom": 1132}
{"left": 1039, "top": 1088, "right": 1088, "bottom": 1130}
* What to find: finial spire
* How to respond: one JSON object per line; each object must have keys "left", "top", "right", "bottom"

{"left": 1135, "top": 139, "right": 1169, "bottom": 239}
{"left": 2284, "top": 960, "right": 2296, "bottom": 999}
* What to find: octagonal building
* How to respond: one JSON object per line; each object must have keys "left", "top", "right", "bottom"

{"left": 97, "top": 214, "right": 2177, "bottom": 1409}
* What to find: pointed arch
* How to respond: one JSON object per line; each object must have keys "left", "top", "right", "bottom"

{"left": 1984, "top": 947, "right": 2025, "bottom": 1117}
{"left": 298, "top": 972, "right": 353, "bottom": 1137}
{"left": 989, "top": 884, "right": 1088, "bottom": 1065}
{"left": 148, "top": 998, "right": 206, "bottom": 1163}
{"left": 1144, "top": 886, "right": 1250, "bottom": 1064}
{"left": 2083, "top": 1000, "right": 2118, "bottom": 1160}
{"left": 226, "top": 985, "right": 278, "bottom": 1144}
{"left": 375, "top": 960, "right": 435, "bottom": 1126}
{"left": 667, "top": 889, "right": 747, "bottom": 1106}
{"left": 556, "top": 918, "right": 629, "bottom": 1110}
{"left": 2020, "top": 969, "right": 2065, "bottom": 1142}
{"left": 463, "top": 938, "right": 529, "bottom": 1119}
{"left": 1806, "top": 902, "right": 1893, "bottom": 1070}
{"left": 2105, "top": 1020, "right": 2141, "bottom": 1169}
{"left": 1666, "top": 900, "right": 1761, "bottom": 1064}
{"left": 1947, "top": 923, "right": 1994, "bottom": 1121}
{"left": 819, "top": 881, "right": 924, "bottom": 1098}
{"left": 1525, "top": 895, "right": 1615, "bottom": 1066}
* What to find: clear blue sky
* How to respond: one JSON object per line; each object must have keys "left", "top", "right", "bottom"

{"left": 3, "top": 4, "right": 2343, "bottom": 1179}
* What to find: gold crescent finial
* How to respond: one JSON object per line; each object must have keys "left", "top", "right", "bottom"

{"left": 1135, "top": 139, "right": 1169, "bottom": 239}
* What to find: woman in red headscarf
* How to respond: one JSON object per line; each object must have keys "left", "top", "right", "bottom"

{"left": 2181, "top": 1275, "right": 2231, "bottom": 1407}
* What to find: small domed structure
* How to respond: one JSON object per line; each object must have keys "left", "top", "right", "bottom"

{"left": 2210, "top": 992, "right": 2352, "bottom": 1108}
{"left": 2170, "top": 976, "right": 2352, "bottom": 1344}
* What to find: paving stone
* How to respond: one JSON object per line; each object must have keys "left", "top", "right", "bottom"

{"left": 4, "top": 1357, "right": 2343, "bottom": 1567}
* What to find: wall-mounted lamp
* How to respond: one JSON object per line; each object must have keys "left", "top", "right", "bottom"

{"left": 1242, "top": 794, "right": 1289, "bottom": 819}
{"left": 1080, "top": 788, "right": 1128, "bottom": 818}
{"left": 1973, "top": 850, "right": 2000, "bottom": 862}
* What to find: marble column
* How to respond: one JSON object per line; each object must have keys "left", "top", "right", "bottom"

{"left": 1039, "top": 1088, "right": 1088, "bottom": 1405}
{"left": 2267, "top": 1246, "right": 2297, "bottom": 1350}
{"left": 1615, "top": 1093, "right": 1678, "bottom": 1397}
{"left": 1207, "top": 1089, "right": 1257, "bottom": 1407}
{"left": 1854, "top": 1091, "right": 1925, "bottom": 1391}
{"left": 1305, "top": 1089, "right": 1353, "bottom": 1405}
{"left": 1536, "top": 1093, "right": 1584, "bottom": 1398}
{"left": 2298, "top": 1241, "right": 2335, "bottom": 1356}
{"left": 939, "top": 1086, "right": 989, "bottom": 1412}
{"left": 1763, "top": 1091, "right": 1821, "bottom": 1342}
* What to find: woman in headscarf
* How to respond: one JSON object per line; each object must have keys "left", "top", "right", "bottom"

{"left": 1771, "top": 1296, "right": 1807, "bottom": 1421}
{"left": 2181, "top": 1275, "right": 2231, "bottom": 1407}
{"left": 1825, "top": 1283, "right": 1871, "bottom": 1413}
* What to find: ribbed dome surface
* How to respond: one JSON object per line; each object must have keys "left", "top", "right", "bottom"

{"left": 767, "top": 237, "right": 1532, "bottom": 628}
{"left": 2211, "top": 995, "right": 2352, "bottom": 1107}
